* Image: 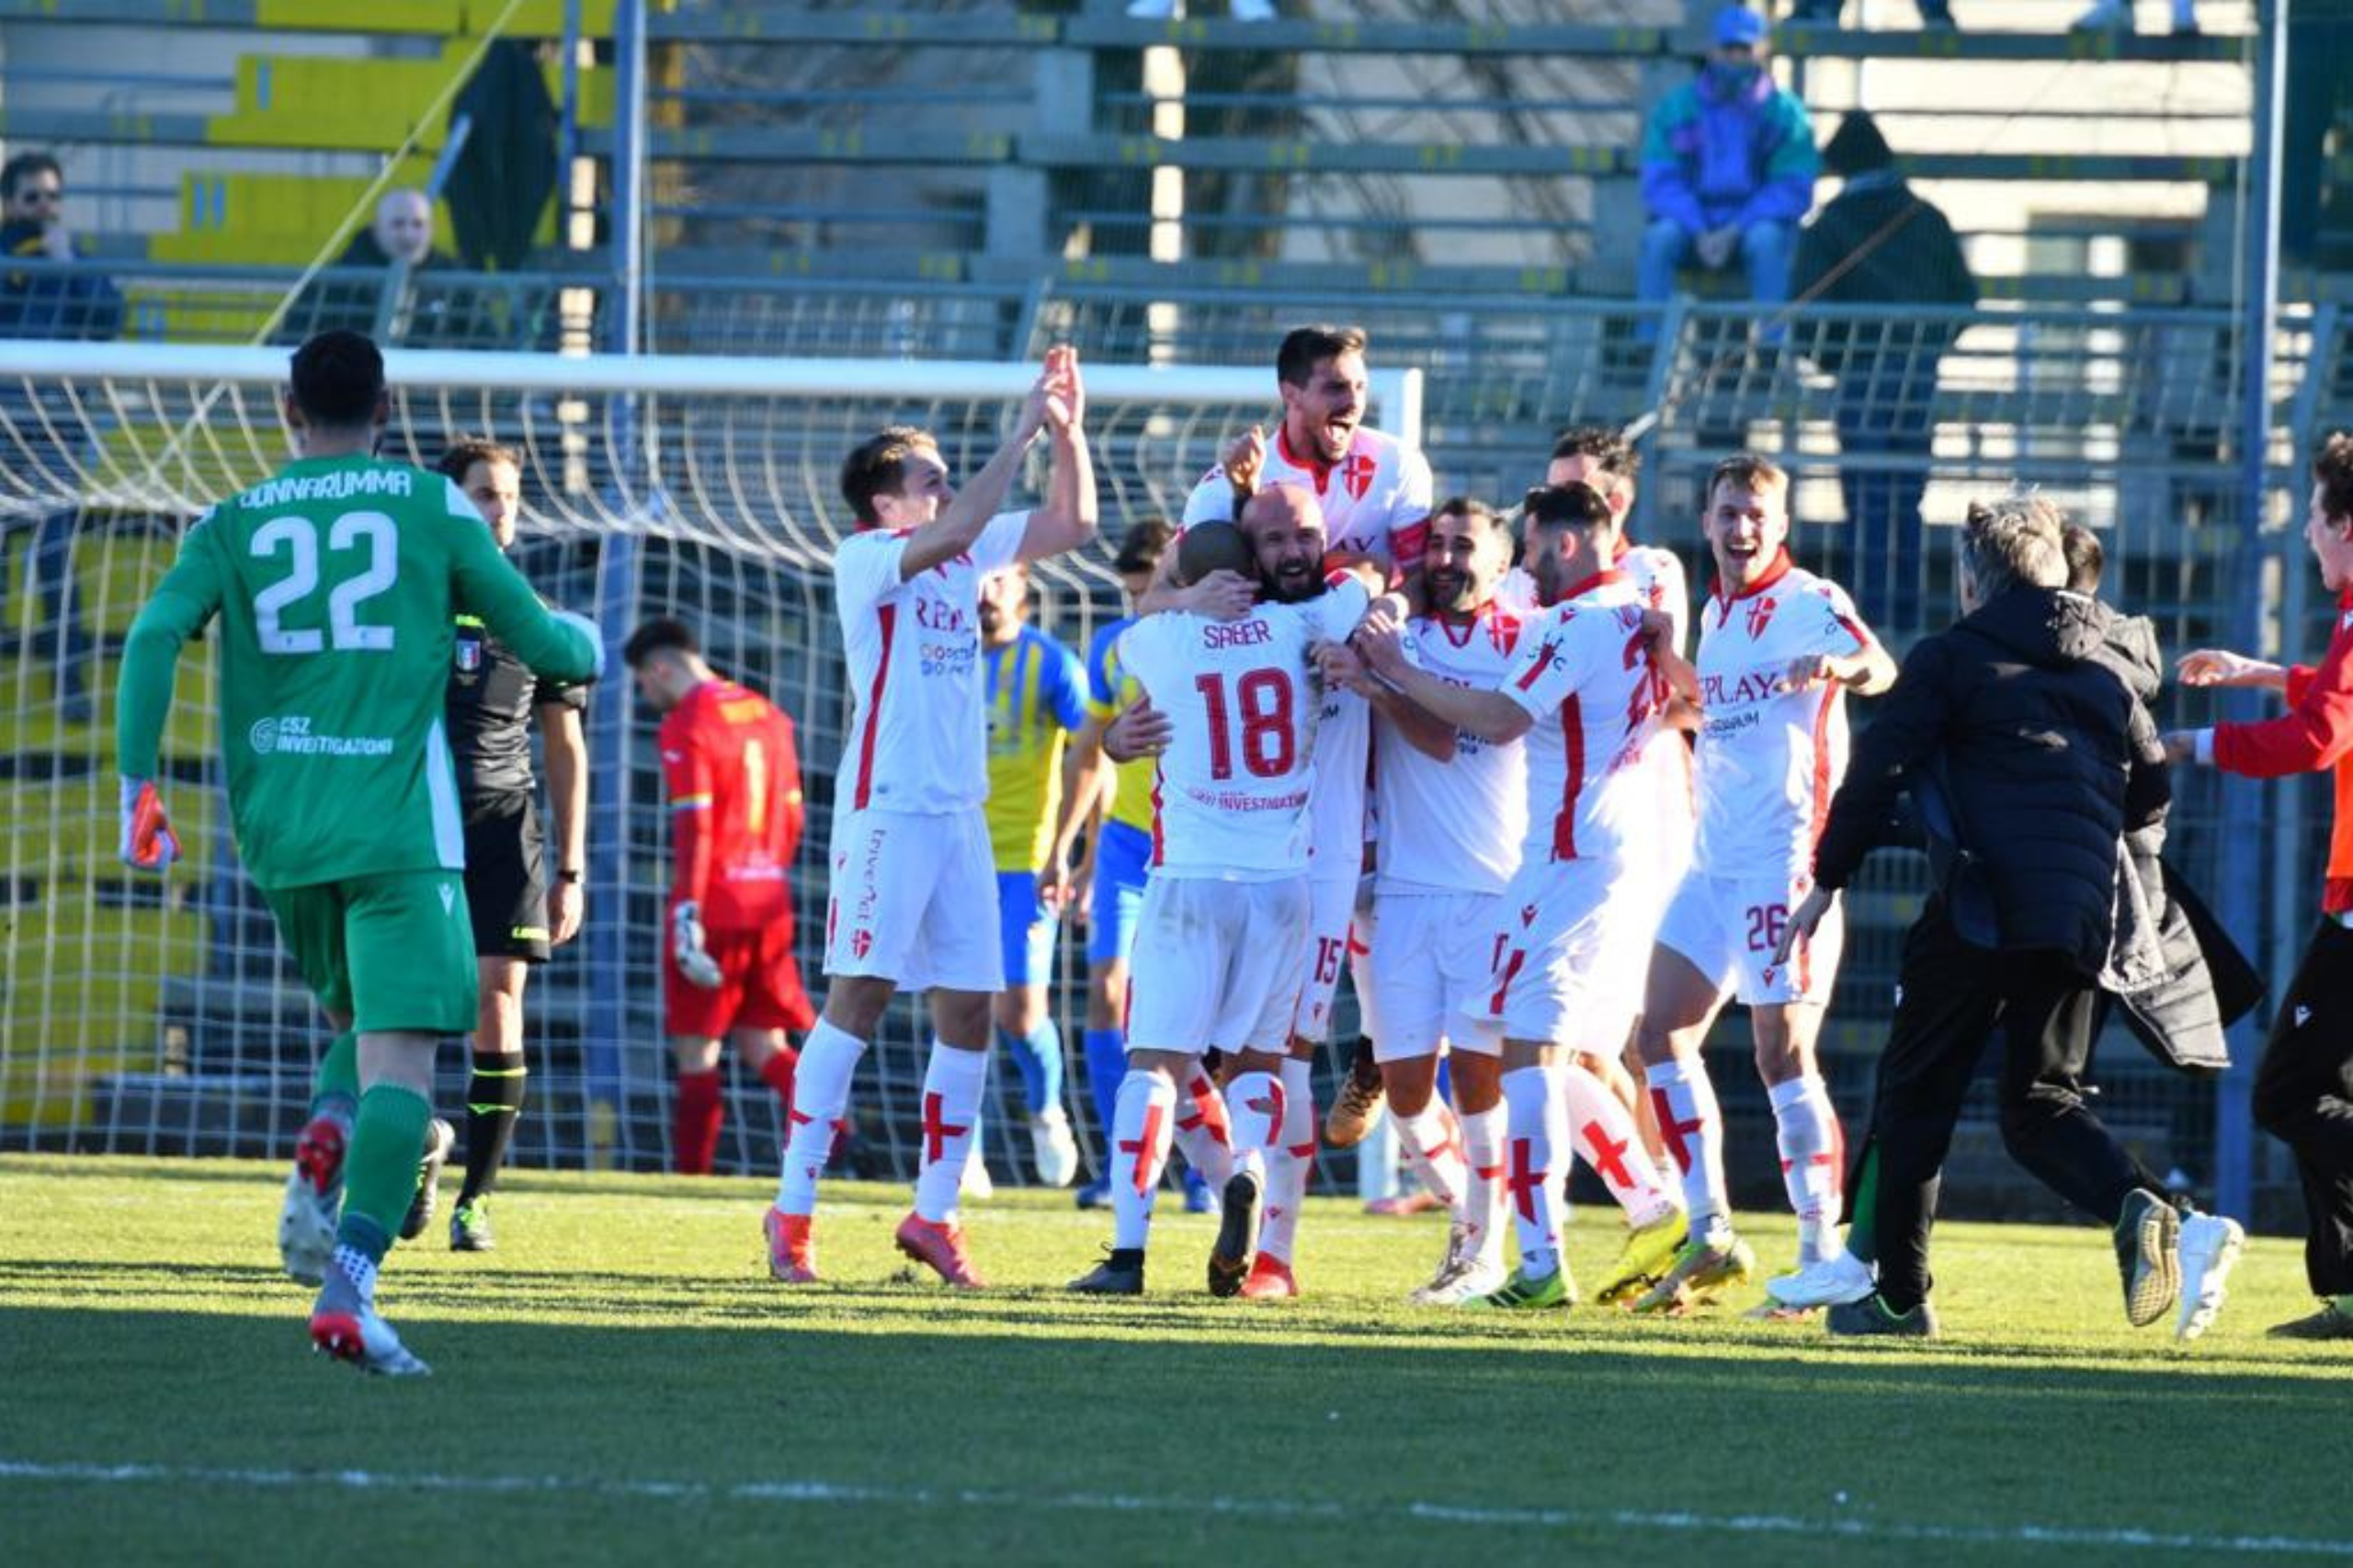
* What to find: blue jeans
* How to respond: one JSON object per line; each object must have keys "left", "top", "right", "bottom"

{"left": 1635, "top": 217, "right": 1796, "bottom": 339}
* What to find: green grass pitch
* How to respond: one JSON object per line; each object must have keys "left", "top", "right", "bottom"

{"left": 4, "top": 1154, "right": 2350, "bottom": 1564}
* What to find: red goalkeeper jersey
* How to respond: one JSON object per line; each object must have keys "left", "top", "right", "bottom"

{"left": 658, "top": 678, "right": 805, "bottom": 931}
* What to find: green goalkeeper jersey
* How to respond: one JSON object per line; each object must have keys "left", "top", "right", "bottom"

{"left": 117, "top": 452, "right": 601, "bottom": 891}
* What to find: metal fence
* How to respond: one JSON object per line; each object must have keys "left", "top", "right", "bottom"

{"left": 1, "top": 266, "right": 2336, "bottom": 1225}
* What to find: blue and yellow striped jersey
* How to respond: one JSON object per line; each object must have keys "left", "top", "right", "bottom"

{"left": 984, "top": 625, "right": 1088, "bottom": 871}
{"left": 1085, "top": 616, "right": 1154, "bottom": 839}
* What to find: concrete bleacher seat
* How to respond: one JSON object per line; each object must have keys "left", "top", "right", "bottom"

{"left": 0, "top": 0, "right": 602, "bottom": 35}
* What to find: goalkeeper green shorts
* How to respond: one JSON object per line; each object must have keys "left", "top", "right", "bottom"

{"left": 261, "top": 869, "right": 477, "bottom": 1035}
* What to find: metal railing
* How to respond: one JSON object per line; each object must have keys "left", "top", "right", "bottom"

{"left": 0, "top": 259, "right": 2337, "bottom": 1221}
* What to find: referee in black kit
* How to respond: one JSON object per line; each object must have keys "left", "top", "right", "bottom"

{"left": 409, "top": 435, "right": 591, "bottom": 1252}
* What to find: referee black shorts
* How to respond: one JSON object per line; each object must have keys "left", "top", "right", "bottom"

{"left": 462, "top": 794, "right": 552, "bottom": 963}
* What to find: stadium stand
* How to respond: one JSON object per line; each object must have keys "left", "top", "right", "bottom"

{"left": 0, "top": 0, "right": 2330, "bottom": 1226}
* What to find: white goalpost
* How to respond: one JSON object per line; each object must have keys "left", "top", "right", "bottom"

{"left": 0, "top": 339, "right": 1421, "bottom": 1187}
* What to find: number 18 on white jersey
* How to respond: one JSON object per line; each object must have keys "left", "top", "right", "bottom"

{"left": 1116, "top": 578, "right": 1371, "bottom": 881}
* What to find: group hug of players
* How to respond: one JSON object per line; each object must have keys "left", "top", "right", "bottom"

{"left": 116, "top": 325, "right": 2337, "bottom": 1376}
{"left": 634, "top": 323, "right": 2249, "bottom": 1337}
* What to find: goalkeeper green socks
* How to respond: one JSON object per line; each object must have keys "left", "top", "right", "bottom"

{"left": 335, "top": 1083, "right": 433, "bottom": 1264}
{"left": 1847, "top": 1142, "right": 1879, "bottom": 1267}
{"left": 309, "top": 1030, "right": 360, "bottom": 1124}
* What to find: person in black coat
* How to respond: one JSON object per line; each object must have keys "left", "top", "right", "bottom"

{"left": 281, "top": 189, "right": 470, "bottom": 346}
{"left": 1791, "top": 112, "right": 1976, "bottom": 637}
{"left": 1774, "top": 495, "right": 2245, "bottom": 1339}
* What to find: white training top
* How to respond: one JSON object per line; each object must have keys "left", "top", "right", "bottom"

{"left": 833, "top": 509, "right": 1028, "bottom": 815}
{"left": 1184, "top": 425, "right": 1435, "bottom": 881}
{"left": 1691, "top": 551, "right": 1876, "bottom": 880}
{"left": 1373, "top": 603, "right": 1531, "bottom": 898}
{"left": 1118, "top": 576, "right": 1373, "bottom": 881}
{"left": 1502, "top": 540, "right": 1695, "bottom": 870}
{"left": 1499, "top": 569, "right": 1666, "bottom": 870}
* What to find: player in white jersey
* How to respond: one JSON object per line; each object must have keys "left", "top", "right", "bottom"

{"left": 1543, "top": 427, "right": 1693, "bottom": 1179}
{"left": 1632, "top": 454, "right": 1897, "bottom": 1313}
{"left": 1358, "top": 484, "right": 1688, "bottom": 1311}
{"left": 1172, "top": 324, "right": 1434, "bottom": 1297}
{"left": 1067, "top": 491, "right": 1387, "bottom": 1297}
{"left": 1321, "top": 498, "right": 1526, "bottom": 1304}
{"left": 765, "top": 348, "right": 1096, "bottom": 1291}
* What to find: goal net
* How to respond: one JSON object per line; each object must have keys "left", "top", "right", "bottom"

{"left": 0, "top": 339, "right": 1421, "bottom": 1187}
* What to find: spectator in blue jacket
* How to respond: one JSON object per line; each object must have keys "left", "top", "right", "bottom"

{"left": 1636, "top": 6, "right": 1818, "bottom": 335}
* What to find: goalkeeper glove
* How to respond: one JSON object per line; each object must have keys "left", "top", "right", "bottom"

{"left": 119, "top": 777, "right": 181, "bottom": 872}
{"left": 671, "top": 900, "right": 722, "bottom": 990}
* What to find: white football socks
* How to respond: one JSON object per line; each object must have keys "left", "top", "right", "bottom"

{"left": 1458, "top": 1102, "right": 1506, "bottom": 1271}
{"left": 910, "top": 1042, "right": 988, "bottom": 1224}
{"left": 1109, "top": 1069, "right": 1176, "bottom": 1252}
{"left": 1257, "top": 1058, "right": 1314, "bottom": 1266}
{"left": 774, "top": 1017, "right": 866, "bottom": 1216}
{"left": 1172, "top": 1066, "right": 1233, "bottom": 1189}
{"left": 1647, "top": 1055, "right": 1732, "bottom": 1244}
{"left": 1396, "top": 1102, "right": 1467, "bottom": 1210}
{"left": 1562, "top": 1062, "right": 1680, "bottom": 1230}
{"left": 1226, "top": 1069, "right": 1283, "bottom": 1191}
{"left": 1501, "top": 1064, "right": 1569, "bottom": 1280}
{"left": 1769, "top": 1074, "right": 1844, "bottom": 1264}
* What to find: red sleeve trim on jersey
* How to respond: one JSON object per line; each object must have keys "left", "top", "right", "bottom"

{"left": 852, "top": 603, "right": 897, "bottom": 811}
{"left": 1551, "top": 692, "right": 1586, "bottom": 861}
{"left": 1515, "top": 639, "right": 1558, "bottom": 692}
{"left": 1148, "top": 764, "right": 1165, "bottom": 869}
{"left": 1807, "top": 682, "right": 1838, "bottom": 850}
{"left": 1389, "top": 518, "right": 1430, "bottom": 575}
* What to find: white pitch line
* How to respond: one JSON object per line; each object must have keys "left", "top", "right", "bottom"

{"left": 2, "top": 1460, "right": 2348, "bottom": 1558}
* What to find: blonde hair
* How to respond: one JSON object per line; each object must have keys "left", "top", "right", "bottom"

{"left": 1961, "top": 492, "right": 2069, "bottom": 601}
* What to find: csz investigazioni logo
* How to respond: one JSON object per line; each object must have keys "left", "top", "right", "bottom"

{"left": 248, "top": 715, "right": 393, "bottom": 757}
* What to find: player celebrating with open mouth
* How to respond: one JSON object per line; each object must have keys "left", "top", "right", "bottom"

{"left": 1632, "top": 453, "right": 1895, "bottom": 1314}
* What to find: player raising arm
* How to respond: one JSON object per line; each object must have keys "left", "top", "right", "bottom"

{"left": 764, "top": 347, "right": 1094, "bottom": 1290}
{"left": 118, "top": 331, "right": 601, "bottom": 1374}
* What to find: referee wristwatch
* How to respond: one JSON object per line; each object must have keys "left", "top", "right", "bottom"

{"left": 557, "top": 867, "right": 585, "bottom": 885}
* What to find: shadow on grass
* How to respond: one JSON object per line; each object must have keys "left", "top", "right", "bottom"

{"left": 4, "top": 1296, "right": 2351, "bottom": 1559}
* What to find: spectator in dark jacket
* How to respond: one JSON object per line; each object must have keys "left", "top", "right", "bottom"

{"left": 0, "top": 151, "right": 119, "bottom": 723}
{"left": 282, "top": 188, "right": 468, "bottom": 346}
{"left": 1635, "top": 6, "right": 1816, "bottom": 337}
{"left": 1774, "top": 495, "right": 2245, "bottom": 1340}
{"left": 0, "top": 153, "right": 123, "bottom": 339}
{"left": 1791, "top": 112, "right": 1976, "bottom": 637}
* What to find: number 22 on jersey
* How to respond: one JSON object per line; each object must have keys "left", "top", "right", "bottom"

{"left": 251, "top": 510, "right": 400, "bottom": 653}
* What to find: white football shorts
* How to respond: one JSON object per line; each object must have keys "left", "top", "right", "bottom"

{"left": 1126, "top": 874, "right": 1312, "bottom": 1055}
{"left": 823, "top": 804, "right": 1005, "bottom": 994}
